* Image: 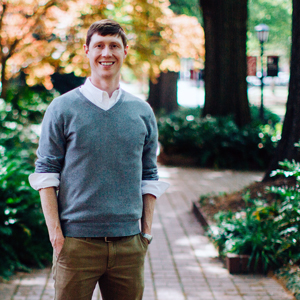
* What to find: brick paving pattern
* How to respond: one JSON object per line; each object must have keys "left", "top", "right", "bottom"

{"left": 0, "top": 165, "right": 295, "bottom": 300}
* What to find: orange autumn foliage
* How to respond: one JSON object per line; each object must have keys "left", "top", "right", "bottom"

{"left": 0, "top": 0, "right": 204, "bottom": 95}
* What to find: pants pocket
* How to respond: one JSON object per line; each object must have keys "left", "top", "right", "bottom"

{"left": 138, "top": 233, "right": 149, "bottom": 250}
{"left": 52, "top": 237, "right": 69, "bottom": 280}
{"left": 56, "top": 237, "right": 69, "bottom": 261}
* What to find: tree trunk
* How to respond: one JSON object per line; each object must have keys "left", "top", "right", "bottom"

{"left": 1, "top": 57, "right": 8, "bottom": 99}
{"left": 200, "top": 0, "right": 251, "bottom": 127}
{"left": 148, "top": 78, "right": 161, "bottom": 113}
{"left": 147, "top": 71, "right": 179, "bottom": 114}
{"left": 263, "top": 0, "right": 300, "bottom": 181}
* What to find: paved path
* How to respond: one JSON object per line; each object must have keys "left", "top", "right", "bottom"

{"left": 0, "top": 166, "right": 295, "bottom": 300}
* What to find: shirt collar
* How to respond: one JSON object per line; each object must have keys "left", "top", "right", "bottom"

{"left": 83, "top": 78, "right": 121, "bottom": 103}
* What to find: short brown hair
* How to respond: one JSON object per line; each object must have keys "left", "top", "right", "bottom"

{"left": 86, "top": 19, "right": 127, "bottom": 48}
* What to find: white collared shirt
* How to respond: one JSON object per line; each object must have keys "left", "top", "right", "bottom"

{"left": 80, "top": 77, "right": 121, "bottom": 111}
{"left": 29, "top": 78, "right": 169, "bottom": 198}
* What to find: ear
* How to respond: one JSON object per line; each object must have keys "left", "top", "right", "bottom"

{"left": 84, "top": 44, "right": 89, "bottom": 56}
{"left": 124, "top": 45, "right": 129, "bottom": 57}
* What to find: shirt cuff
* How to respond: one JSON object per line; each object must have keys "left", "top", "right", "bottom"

{"left": 141, "top": 180, "right": 170, "bottom": 199}
{"left": 28, "top": 173, "right": 60, "bottom": 190}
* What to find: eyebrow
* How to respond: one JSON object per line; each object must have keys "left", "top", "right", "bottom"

{"left": 94, "top": 40, "right": 122, "bottom": 46}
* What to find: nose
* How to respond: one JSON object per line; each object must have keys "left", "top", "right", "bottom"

{"left": 102, "top": 46, "right": 111, "bottom": 57}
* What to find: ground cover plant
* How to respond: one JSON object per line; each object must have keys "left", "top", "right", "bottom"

{"left": 158, "top": 106, "right": 281, "bottom": 169}
{"left": 276, "top": 266, "right": 300, "bottom": 300}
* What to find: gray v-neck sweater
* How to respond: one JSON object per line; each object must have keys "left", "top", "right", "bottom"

{"left": 35, "top": 88, "right": 158, "bottom": 237}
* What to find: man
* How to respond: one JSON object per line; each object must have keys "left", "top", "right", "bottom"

{"left": 29, "top": 19, "right": 168, "bottom": 300}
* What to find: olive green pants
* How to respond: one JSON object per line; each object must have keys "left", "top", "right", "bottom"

{"left": 52, "top": 234, "right": 148, "bottom": 300}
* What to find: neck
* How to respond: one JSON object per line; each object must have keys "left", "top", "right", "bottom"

{"left": 90, "top": 75, "right": 120, "bottom": 97}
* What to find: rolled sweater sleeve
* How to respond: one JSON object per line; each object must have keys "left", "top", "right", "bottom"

{"left": 142, "top": 109, "right": 159, "bottom": 181}
{"left": 35, "top": 103, "right": 66, "bottom": 174}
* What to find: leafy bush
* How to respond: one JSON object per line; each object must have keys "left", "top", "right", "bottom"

{"left": 0, "top": 148, "right": 52, "bottom": 279}
{"left": 0, "top": 84, "right": 55, "bottom": 279}
{"left": 0, "top": 84, "right": 57, "bottom": 153}
{"left": 210, "top": 158, "right": 300, "bottom": 272}
{"left": 157, "top": 106, "right": 281, "bottom": 169}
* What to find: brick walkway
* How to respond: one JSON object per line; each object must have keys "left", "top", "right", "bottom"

{"left": 0, "top": 165, "right": 295, "bottom": 300}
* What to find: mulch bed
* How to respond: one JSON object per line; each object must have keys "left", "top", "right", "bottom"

{"left": 198, "top": 176, "right": 296, "bottom": 223}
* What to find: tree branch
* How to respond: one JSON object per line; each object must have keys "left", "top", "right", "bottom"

{"left": 6, "top": 0, "right": 59, "bottom": 59}
{"left": 0, "top": 1, "right": 7, "bottom": 54}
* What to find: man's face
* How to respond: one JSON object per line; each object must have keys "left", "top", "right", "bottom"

{"left": 84, "top": 34, "right": 128, "bottom": 82}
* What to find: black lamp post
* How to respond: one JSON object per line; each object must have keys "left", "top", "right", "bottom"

{"left": 255, "top": 24, "right": 269, "bottom": 121}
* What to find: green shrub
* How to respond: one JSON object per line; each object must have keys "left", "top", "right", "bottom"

{"left": 0, "top": 148, "right": 52, "bottom": 279}
{"left": 250, "top": 105, "right": 281, "bottom": 125}
{"left": 0, "top": 84, "right": 57, "bottom": 153}
{"left": 212, "top": 198, "right": 282, "bottom": 272}
{"left": 210, "top": 157, "right": 300, "bottom": 272}
{"left": 0, "top": 84, "right": 55, "bottom": 279}
{"left": 157, "top": 106, "right": 281, "bottom": 169}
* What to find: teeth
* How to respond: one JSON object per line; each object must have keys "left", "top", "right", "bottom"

{"left": 100, "top": 62, "right": 114, "bottom": 66}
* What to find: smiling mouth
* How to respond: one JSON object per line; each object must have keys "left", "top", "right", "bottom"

{"left": 100, "top": 62, "right": 115, "bottom": 66}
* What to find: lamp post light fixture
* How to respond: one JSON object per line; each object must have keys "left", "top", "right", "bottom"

{"left": 255, "top": 24, "right": 269, "bottom": 121}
